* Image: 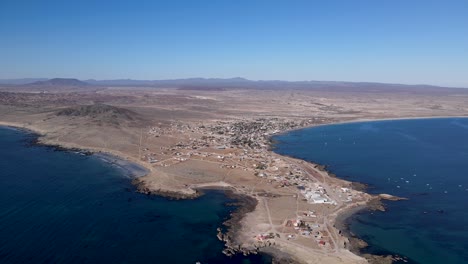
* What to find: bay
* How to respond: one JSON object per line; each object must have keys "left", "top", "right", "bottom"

{"left": 273, "top": 118, "right": 468, "bottom": 264}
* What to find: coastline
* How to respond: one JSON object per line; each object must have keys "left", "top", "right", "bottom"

{"left": 1, "top": 115, "right": 463, "bottom": 264}
{"left": 94, "top": 153, "right": 150, "bottom": 178}
{"left": 0, "top": 122, "right": 280, "bottom": 261}
{"left": 0, "top": 123, "right": 150, "bottom": 179}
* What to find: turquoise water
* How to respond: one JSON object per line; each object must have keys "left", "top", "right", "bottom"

{"left": 0, "top": 127, "right": 271, "bottom": 264}
{"left": 273, "top": 118, "right": 468, "bottom": 264}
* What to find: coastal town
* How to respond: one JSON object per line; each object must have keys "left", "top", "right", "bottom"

{"left": 139, "top": 117, "right": 372, "bottom": 257}
{"left": 3, "top": 1, "right": 468, "bottom": 263}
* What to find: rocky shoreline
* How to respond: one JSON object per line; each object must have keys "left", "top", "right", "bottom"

{"left": 132, "top": 177, "right": 201, "bottom": 199}
{"left": 331, "top": 183, "right": 409, "bottom": 264}
{"left": 215, "top": 190, "right": 305, "bottom": 264}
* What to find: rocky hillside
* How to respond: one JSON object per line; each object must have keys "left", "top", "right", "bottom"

{"left": 56, "top": 104, "right": 142, "bottom": 126}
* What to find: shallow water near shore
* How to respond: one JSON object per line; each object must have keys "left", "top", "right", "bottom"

{"left": 0, "top": 127, "right": 271, "bottom": 264}
{"left": 273, "top": 117, "right": 468, "bottom": 264}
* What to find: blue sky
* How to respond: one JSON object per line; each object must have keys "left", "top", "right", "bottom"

{"left": 1, "top": 0, "right": 467, "bottom": 86}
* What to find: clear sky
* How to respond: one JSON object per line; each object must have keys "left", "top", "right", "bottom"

{"left": 1, "top": 0, "right": 467, "bottom": 87}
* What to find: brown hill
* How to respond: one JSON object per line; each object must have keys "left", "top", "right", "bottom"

{"left": 56, "top": 104, "right": 142, "bottom": 126}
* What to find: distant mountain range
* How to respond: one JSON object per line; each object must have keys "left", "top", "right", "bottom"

{"left": 85, "top": 77, "right": 253, "bottom": 87}
{"left": 0, "top": 78, "right": 88, "bottom": 86}
{"left": 0, "top": 78, "right": 48, "bottom": 85}
{"left": 0, "top": 77, "right": 465, "bottom": 91}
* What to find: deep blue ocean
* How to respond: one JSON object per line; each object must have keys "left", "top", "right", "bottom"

{"left": 273, "top": 118, "right": 468, "bottom": 264}
{"left": 0, "top": 127, "right": 271, "bottom": 264}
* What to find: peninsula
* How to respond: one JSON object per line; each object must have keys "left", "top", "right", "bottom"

{"left": 1, "top": 78, "right": 467, "bottom": 263}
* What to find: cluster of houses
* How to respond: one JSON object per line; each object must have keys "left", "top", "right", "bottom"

{"left": 145, "top": 117, "right": 336, "bottom": 164}
{"left": 144, "top": 118, "right": 320, "bottom": 166}
{"left": 255, "top": 233, "right": 276, "bottom": 241}
{"left": 285, "top": 216, "right": 328, "bottom": 246}
{"left": 283, "top": 216, "right": 331, "bottom": 247}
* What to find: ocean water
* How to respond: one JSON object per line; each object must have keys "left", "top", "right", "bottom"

{"left": 273, "top": 118, "right": 468, "bottom": 264}
{"left": 0, "top": 127, "right": 271, "bottom": 264}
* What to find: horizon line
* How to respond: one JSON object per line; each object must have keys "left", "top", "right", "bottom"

{"left": 1, "top": 77, "right": 467, "bottom": 89}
